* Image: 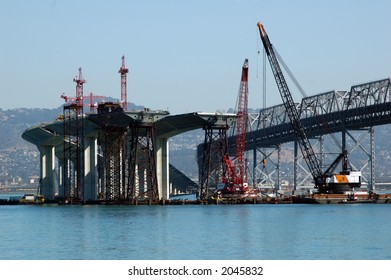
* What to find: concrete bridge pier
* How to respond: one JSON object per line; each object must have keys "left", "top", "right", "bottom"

{"left": 22, "top": 126, "right": 64, "bottom": 200}
{"left": 84, "top": 136, "right": 98, "bottom": 201}
{"left": 156, "top": 137, "right": 169, "bottom": 200}
{"left": 39, "top": 145, "right": 56, "bottom": 199}
{"left": 56, "top": 152, "right": 65, "bottom": 198}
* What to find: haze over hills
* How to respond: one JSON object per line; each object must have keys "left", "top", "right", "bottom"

{"left": 2, "top": 106, "right": 391, "bottom": 191}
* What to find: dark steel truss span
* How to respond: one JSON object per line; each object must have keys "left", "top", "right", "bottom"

{"left": 245, "top": 78, "right": 391, "bottom": 149}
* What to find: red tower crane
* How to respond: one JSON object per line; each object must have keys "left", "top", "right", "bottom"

{"left": 73, "top": 67, "right": 86, "bottom": 108}
{"left": 221, "top": 58, "right": 250, "bottom": 194}
{"left": 118, "top": 55, "right": 129, "bottom": 111}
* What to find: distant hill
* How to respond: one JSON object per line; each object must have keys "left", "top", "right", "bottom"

{"left": 0, "top": 107, "right": 62, "bottom": 150}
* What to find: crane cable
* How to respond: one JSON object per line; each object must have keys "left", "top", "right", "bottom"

{"left": 273, "top": 45, "right": 342, "bottom": 149}
{"left": 273, "top": 46, "right": 308, "bottom": 98}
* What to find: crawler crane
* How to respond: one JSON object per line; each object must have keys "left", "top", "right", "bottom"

{"left": 219, "top": 59, "right": 250, "bottom": 195}
{"left": 257, "top": 22, "right": 361, "bottom": 193}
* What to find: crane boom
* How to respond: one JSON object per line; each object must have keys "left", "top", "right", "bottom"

{"left": 235, "top": 58, "right": 249, "bottom": 185}
{"left": 257, "top": 22, "right": 323, "bottom": 184}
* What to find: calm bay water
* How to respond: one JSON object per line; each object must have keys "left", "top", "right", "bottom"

{"left": 0, "top": 202, "right": 390, "bottom": 260}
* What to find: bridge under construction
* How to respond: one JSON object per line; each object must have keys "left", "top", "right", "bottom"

{"left": 22, "top": 46, "right": 391, "bottom": 204}
{"left": 23, "top": 73, "right": 391, "bottom": 204}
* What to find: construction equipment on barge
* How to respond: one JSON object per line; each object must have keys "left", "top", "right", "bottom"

{"left": 257, "top": 21, "right": 362, "bottom": 195}
{"left": 214, "top": 58, "right": 262, "bottom": 200}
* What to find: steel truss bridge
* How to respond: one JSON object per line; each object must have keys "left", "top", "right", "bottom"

{"left": 224, "top": 78, "right": 391, "bottom": 191}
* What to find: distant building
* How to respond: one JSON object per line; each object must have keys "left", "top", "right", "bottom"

{"left": 29, "top": 175, "right": 40, "bottom": 184}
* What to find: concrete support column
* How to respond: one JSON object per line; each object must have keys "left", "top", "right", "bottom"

{"left": 39, "top": 145, "right": 56, "bottom": 200}
{"left": 56, "top": 154, "right": 64, "bottom": 198}
{"left": 156, "top": 137, "right": 169, "bottom": 200}
{"left": 84, "top": 137, "right": 98, "bottom": 201}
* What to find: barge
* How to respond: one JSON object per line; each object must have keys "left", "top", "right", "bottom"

{"left": 292, "top": 191, "right": 391, "bottom": 204}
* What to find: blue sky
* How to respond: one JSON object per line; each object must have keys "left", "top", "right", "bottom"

{"left": 1, "top": 0, "right": 390, "bottom": 114}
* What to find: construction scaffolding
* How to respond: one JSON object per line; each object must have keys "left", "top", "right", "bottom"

{"left": 96, "top": 103, "right": 127, "bottom": 203}
{"left": 62, "top": 103, "right": 84, "bottom": 203}
{"left": 198, "top": 124, "right": 229, "bottom": 200}
{"left": 128, "top": 125, "right": 159, "bottom": 204}
{"left": 61, "top": 68, "right": 86, "bottom": 203}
